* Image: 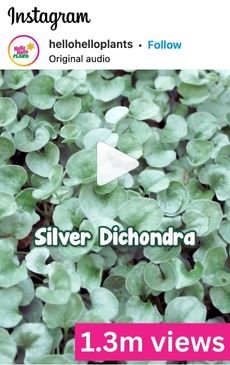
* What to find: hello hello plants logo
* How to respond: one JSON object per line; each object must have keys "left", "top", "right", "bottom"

{"left": 8, "top": 35, "right": 40, "bottom": 66}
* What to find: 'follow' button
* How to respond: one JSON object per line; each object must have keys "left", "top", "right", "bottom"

{"left": 148, "top": 39, "right": 182, "bottom": 49}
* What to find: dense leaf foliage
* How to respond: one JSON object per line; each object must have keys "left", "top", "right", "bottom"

{"left": 0, "top": 69, "right": 230, "bottom": 364}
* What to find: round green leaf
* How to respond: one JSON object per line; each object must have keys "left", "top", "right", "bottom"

{"left": 105, "top": 106, "right": 129, "bottom": 124}
{"left": 178, "top": 83, "right": 210, "bottom": 105}
{"left": 90, "top": 287, "right": 119, "bottom": 320}
{"left": 165, "top": 296, "right": 206, "bottom": 322}
{"left": 0, "top": 210, "right": 33, "bottom": 239}
{"left": 77, "top": 255, "right": 102, "bottom": 293}
{"left": 144, "top": 245, "right": 180, "bottom": 264}
{"left": 119, "top": 197, "right": 162, "bottom": 231}
{"left": 0, "top": 97, "right": 17, "bottom": 127}
{"left": 31, "top": 164, "right": 63, "bottom": 200}
{"left": 36, "top": 262, "right": 72, "bottom": 304}
{"left": 72, "top": 112, "right": 101, "bottom": 146}
{"left": 117, "top": 133, "right": 142, "bottom": 158}
{"left": 0, "top": 136, "right": 15, "bottom": 161}
{"left": 165, "top": 282, "right": 204, "bottom": 304}
{"left": 58, "top": 219, "right": 95, "bottom": 258}
{"left": 126, "top": 296, "right": 162, "bottom": 323}
{"left": 182, "top": 209, "right": 209, "bottom": 236}
{"left": 27, "top": 75, "right": 56, "bottom": 109}
{"left": 0, "top": 287, "right": 23, "bottom": 328}
{"left": 187, "top": 112, "right": 217, "bottom": 140}
{"left": 154, "top": 75, "right": 176, "bottom": 91}
{"left": 138, "top": 169, "right": 169, "bottom": 193}
{"left": 199, "top": 164, "right": 230, "bottom": 201}
{"left": 4, "top": 70, "right": 33, "bottom": 89}
{"left": 54, "top": 96, "right": 81, "bottom": 122}
{"left": 55, "top": 75, "right": 80, "bottom": 95}
{"left": 218, "top": 220, "right": 230, "bottom": 242}
{"left": 129, "top": 98, "right": 160, "bottom": 120}
{"left": 143, "top": 133, "right": 176, "bottom": 168}
{"left": 0, "top": 165, "right": 27, "bottom": 194}
{"left": 88, "top": 73, "right": 125, "bottom": 102}
{"left": 203, "top": 247, "right": 230, "bottom": 286}
{"left": 117, "top": 117, "right": 152, "bottom": 144}
{"left": 0, "top": 239, "right": 27, "bottom": 288}
{"left": 83, "top": 128, "right": 118, "bottom": 149}
{"left": 126, "top": 262, "right": 151, "bottom": 297}
{"left": 186, "top": 200, "right": 223, "bottom": 236}
{"left": 157, "top": 181, "right": 189, "bottom": 216}
{"left": 210, "top": 286, "right": 230, "bottom": 313}
{"left": 60, "top": 124, "right": 81, "bottom": 144}
{"left": 187, "top": 178, "right": 214, "bottom": 201}
{"left": 12, "top": 323, "right": 53, "bottom": 364}
{"left": 43, "top": 293, "right": 85, "bottom": 329}
{"left": 95, "top": 179, "right": 118, "bottom": 195}
{"left": 0, "top": 193, "right": 17, "bottom": 219}
{"left": 186, "top": 139, "right": 213, "bottom": 166}
{"left": 0, "top": 328, "right": 17, "bottom": 364}
{"left": 160, "top": 114, "right": 187, "bottom": 143}
{"left": 53, "top": 197, "right": 84, "bottom": 231}
{"left": 17, "top": 277, "right": 35, "bottom": 306}
{"left": 144, "top": 262, "right": 177, "bottom": 292}
{"left": 25, "top": 247, "right": 50, "bottom": 275}
{"left": 179, "top": 70, "right": 208, "bottom": 85}
{"left": 103, "top": 275, "right": 130, "bottom": 303}
{"left": 14, "top": 127, "right": 50, "bottom": 152}
{"left": 26, "top": 142, "right": 60, "bottom": 177}
{"left": 66, "top": 150, "right": 96, "bottom": 184}
{"left": 80, "top": 183, "right": 127, "bottom": 220}
{"left": 172, "top": 258, "right": 203, "bottom": 289}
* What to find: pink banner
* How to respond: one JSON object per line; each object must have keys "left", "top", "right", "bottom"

{"left": 75, "top": 323, "right": 230, "bottom": 361}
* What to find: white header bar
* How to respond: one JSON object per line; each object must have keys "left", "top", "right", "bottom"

{"left": 0, "top": 0, "right": 229, "bottom": 69}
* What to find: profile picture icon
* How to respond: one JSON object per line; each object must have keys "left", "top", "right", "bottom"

{"left": 8, "top": 35, "right": 40, "bottom": 66}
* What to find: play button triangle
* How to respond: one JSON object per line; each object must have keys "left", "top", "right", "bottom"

{"left": 96, "top": 142, "right": 139, "bottom": 186}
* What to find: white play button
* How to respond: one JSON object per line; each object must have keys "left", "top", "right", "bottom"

{"left": 97, "top": 142, "right": 139, "bottom": 186}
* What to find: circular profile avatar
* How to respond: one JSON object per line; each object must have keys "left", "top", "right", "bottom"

{"left": 8, "top": 35, "right": 40, "bottom": 66}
